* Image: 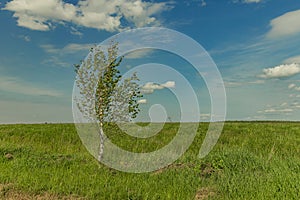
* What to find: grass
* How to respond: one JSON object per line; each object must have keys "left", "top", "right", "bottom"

{"left": 0, "top": 122, "right": 299, "bottom": 199}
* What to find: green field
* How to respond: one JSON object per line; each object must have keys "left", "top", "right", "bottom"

{"left": 0, "top": 122, "right": 299, "bottom": 199}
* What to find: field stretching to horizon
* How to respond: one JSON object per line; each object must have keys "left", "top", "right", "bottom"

{"left": 0, "top": 122, "right": 299, "bottom": 199}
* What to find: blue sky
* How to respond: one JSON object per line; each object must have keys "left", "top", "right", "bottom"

{"left": 1, "top": 0, "right": 300, "bottom": 123}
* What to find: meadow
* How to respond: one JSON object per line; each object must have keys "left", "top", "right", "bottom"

{"left": 0, "top": 122, "right": 299, "bottom": 199}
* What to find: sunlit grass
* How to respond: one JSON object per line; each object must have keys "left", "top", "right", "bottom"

{"left": 0, "top": 122, "right": 299, "bottom": 199}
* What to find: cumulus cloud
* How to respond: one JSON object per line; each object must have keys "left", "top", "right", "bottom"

{"left": 161, "top": 81, "right": 175, "bottom": 88}
{"left": 142, "top": 82, "right": 164, "bottom": 94}
{"left": 259, "top": 63, "right": 300, "bottom": 78}
{"left": 267, "top": 9, "right": 300, "bottom": 39}
{"left": 141, "top": 81, "right": 175, "bottom": 94}
{"left": 137, "top": 99, "right": 147, "bottom": 104}
{"left": 3, "top": 0, "right": 172, "bottom": 32}
{"left": 3, "top": 0, "right": 77, "bottom": 31}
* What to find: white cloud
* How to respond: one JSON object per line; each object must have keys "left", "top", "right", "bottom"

{"left": 287, "top": 83, "right": 300, "bottom": 91}
{"left": 288, "top": 84, "right": 296, "bottom": 89}
{"left": 40, "top": 44, "right": 60, "bottom": 54}
{"left": 259, "top": 63, "right": 300, "bottom": 78}
{"left": 137, "top": 99, "right": 147, "bottom": 104}
{"left": 124, "top": 49, "right": 154, "bottom": 59}
{"left": 224, "top": 79, "right": 264, "bottom": 88}
{"left": 18, "top": 35, "right": 31, "bottom": 42}
{"left": 70, "top": 27, "right": 83, "bottom": 37}
{"left": 0, "top": 76, "right": 62, "bottom": 97}
{"left": 63, "top": 43, "right": 94, "bottom": 54}
{"left": 259, "top": 108, "right": 293, "bottom": 113}
{"left": 41, "top": 43, "right": 93, "bottom": 54}
{"left": 232, "top": 0, "right": 263, "bottom": 4}
{"left": 295, "top": 87, "right": 300, "bottom": 91}
{"left": 200, "top": 0, "right": 207, "bottom": 7}
{"left": 200, "top": 113, "right": 210, "bottom": 120}
{"left": 3, "top": 0, "right": 172, "bottom": 32}
{"left": 3, "top": 0, "right": 77, "bottom": 31}
{"left": 142, "top": 82, "right": 164, "bottom": 94}
{"left": 224, "top": 81, "right": 242, "bottom": 87}
{"left": 184, "top": 0, "right": 206, "bottom": 7}
{"left": 280, "top": 102, "right": 288, "bottom": 107}
{"left": 248, "top": 80, "right": 265, "bottom": 84}
{"left": 284, "top": 55, "right": 300, "bottom": 64}
{"left": 161, "top": 81, "right": 175, "bottom": 88}
{"left": 243, "top": 0, "right": 263, "bottom": 3}
{"left": 42, "top": 56, "right": 70, "bottom": 68}
{"left": 257, "top": 100, "right": 300, "bottom": 117}
{"left": 141, "top": 81, "right": 175, "bottom": 94}
{"left": 40, "top": 43, "right": 94, "bottom": 67}
{"left": 267, "top": 9, "right": 300, "bottom": 39}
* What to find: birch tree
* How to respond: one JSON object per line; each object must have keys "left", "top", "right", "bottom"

{"left": 74, "top": 42, "right": 142, "bottom": 161}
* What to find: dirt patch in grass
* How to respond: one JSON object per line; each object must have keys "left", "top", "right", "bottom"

{"left": 195, "top": 187, "right": 216, "bottom": 200}
{"left": 199, "top": 163, "right": 218, "bottom": 178}
{"left": 0, "top": 184, "right": 86, "bottom": 200}
{"left": 152, "top": 163, "right": 195, "bottom": 174}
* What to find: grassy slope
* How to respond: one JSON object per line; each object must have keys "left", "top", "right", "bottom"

{"left": 0, "top": 122, "right": 299, "bottom": 199}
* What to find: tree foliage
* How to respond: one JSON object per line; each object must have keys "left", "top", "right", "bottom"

{"left": 75, "top": 41, "right": 142, "bottom": 124}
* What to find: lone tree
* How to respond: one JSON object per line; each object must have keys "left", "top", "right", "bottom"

{"left": 74, "top": 41, "right": 142, "bottom": 161}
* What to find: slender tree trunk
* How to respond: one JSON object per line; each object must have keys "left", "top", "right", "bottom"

{"left": 98, "top": 123, "right": 105, "bottom": 161}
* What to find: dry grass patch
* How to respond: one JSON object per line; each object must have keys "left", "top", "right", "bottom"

{"left": 195, "top": 187, "right": 216, "bottom": 200}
